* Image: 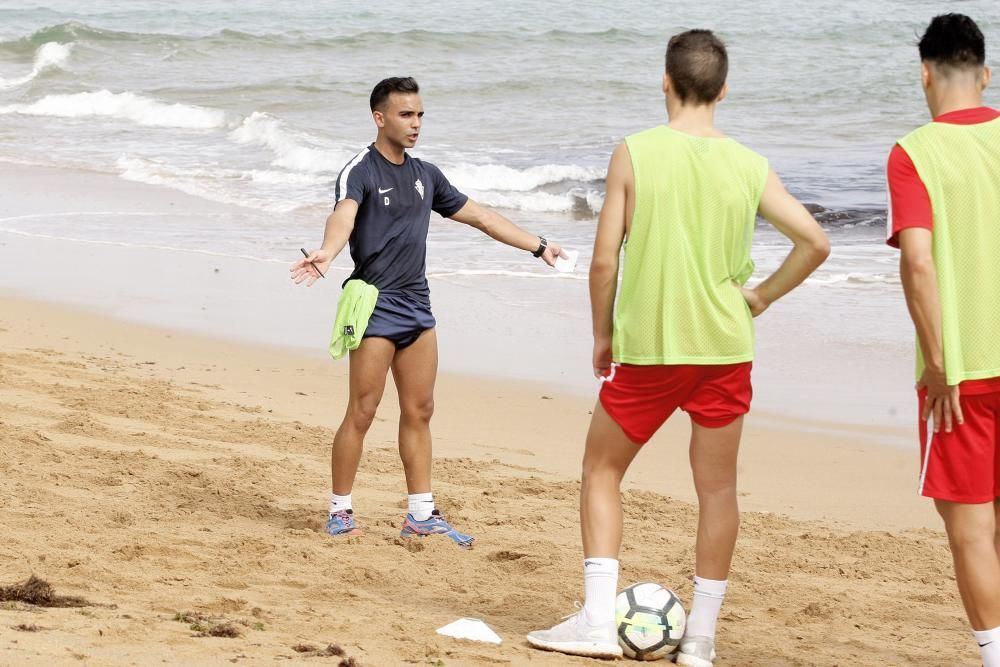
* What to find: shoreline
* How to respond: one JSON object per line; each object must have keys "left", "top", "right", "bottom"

{"left": 0, "top": 161, "right": 921, "bottom": 435}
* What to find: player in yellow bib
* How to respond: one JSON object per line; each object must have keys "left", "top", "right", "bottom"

{"left": 528, "top": 30, "right": 829, "bottom": 664}
{"left": 888, "top": 14, "right": 1000, "bottom": 667}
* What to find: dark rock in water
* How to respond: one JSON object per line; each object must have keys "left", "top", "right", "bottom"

{"left": 785, "top": 204, "right": 886, "bottom": 229}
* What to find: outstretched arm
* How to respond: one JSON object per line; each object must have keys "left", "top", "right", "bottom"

{"left": 290, "top": 199, "right": 360, "bottom": 286}
{"left": 449, "top": 200, "right": 564, "bottom": 266}
{"left": 743, "top": 169, "right": 830, "bottom": 315}
{"left": 899, "top": 227, "right": 962, "bottom": 433}
{"left": 590, "top": 143, "right": 630, "bottom": 378}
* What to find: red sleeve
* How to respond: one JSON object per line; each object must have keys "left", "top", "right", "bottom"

{"left": 886, "top": 143, "right": 933, "bottom": 248}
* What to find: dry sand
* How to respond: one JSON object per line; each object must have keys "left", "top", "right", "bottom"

{"left": 0, "top": 295, "right": 973, "bottom": 665}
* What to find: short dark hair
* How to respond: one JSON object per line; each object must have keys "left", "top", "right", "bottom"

{"left": 370, "top": 77, "right": 420, "bottom": 112}
{"left": 665, "top": 30, "right": 728, "bottom": 105}
{"left": 918, "top": 14, "right": 985, "bottom": 70}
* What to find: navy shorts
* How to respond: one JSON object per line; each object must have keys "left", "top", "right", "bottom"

{"left": 363, "top": 291, "right": 435, "bottom": 349}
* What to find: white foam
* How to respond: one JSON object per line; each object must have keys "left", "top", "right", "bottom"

{"left": 0, "top": 90, "right": 227, "bottom": 129}
{"left": 805, "top": 272, "right": 901, "bottom": 286}
{"left": 466, "top": 190, "right": 572, "bottom": 212}
{"left": 444, "top": 162, "right": 603, "bottom": 192}
{"left": 465, "top": 187, "right": 602, "bottom": 214}
{"left": 585, "top": 188, "right": 605, "bottom": 213}
{"left": 0, "top": 42, "right": 72, "bottom": 91}
{"left": 439, "top": 161, "right": 606, "bottom": 214}
{"left": 229, "top": 112, "right": 349, "bottom": 173}
{"left": 116, "top": 155, "right": 307, "bottom": 212}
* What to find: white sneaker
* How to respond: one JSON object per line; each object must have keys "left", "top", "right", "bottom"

{"left": 526, "top": 607, "right": 622, "bottom": 659}
{"left": 676, "top": 635, "right": 717, "bottom": 667}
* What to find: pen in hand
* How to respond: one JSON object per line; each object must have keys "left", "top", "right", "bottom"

{"left": 300, "top": 248, "right": 326, "bottom": 279}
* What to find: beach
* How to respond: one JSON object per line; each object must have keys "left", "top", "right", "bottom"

{"left": 0, "top": 291, "right": 972, "bottom": 666}
{"left": 0, "top": 166, "right": 969, "bottom": 666}
{"left": 3, "top": 2, "right": 999, "bottom": 663}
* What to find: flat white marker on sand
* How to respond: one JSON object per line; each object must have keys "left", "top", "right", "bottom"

{"left": 435, "top": 618, "right": 502, "bottom": 644}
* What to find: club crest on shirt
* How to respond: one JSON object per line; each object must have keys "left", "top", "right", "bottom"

{"left": 414, "top": 178, "right": 424, "bottom": 200}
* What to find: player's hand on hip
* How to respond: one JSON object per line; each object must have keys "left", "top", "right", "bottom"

{"left": 540, "top": 240, "right": 566, "bottom": 267}
{"left": 290, "top": 248, "right": 333, "bottom": 287}
{"left": 593, "top": 335, "right": 612, "bottom": 379}
{"left": 739, "top": 285, "right": 769, "bottom": 317}
{"left": 918, "top": 367, "right": 964, "bottom": 433}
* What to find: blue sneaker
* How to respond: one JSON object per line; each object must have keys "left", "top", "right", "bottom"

{"left": 325, "top": 509, "right": 361, "bottom": 536}
{"left": 399, "top": 509, "right": 475, "bottom": 549}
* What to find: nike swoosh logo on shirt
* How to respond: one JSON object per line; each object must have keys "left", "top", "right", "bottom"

{"left": 378, "top": 187, "right": 393, "bottom": 193}
{"left": 980, "top": 641, "right": 994, "bottom": 647}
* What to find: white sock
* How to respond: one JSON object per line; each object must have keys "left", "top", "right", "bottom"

{"left": 408, "top": 492, "right": 434, "bottom": 521}
{"left": 329, "top": 492, "right": 352, "bottom": 515}
{"left": 583, "top": 557, "right": 619, "bottom": 625}
{"left": 686, "top": 576, "right": 728, "bottom": 639}
{"left": 974, "top": 626, "right": 1000, "bottom": 667}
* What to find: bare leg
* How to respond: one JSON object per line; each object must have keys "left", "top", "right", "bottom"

{"left": 527, "top": 407, "right": 629, "bottom": 656}
{"left": 390, "top": 329, "right": 437, "bottom": 494}
{"left": 994, "top": 499, "right": 1000, "bottom": 563}
{"left": 936, "top": 499, "right": 1000, "bottom": 630}
{"left": 581, "top": 402, "right": 642, "bottom": 558}
{"left": 689, "top": 418, "right": 743, "bottom": 580}
{"left": 330, "top": 337, "right": 395, "bottom": 495}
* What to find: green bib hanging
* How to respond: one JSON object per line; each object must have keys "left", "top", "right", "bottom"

{"left": 329, "top": 279, "right": 379, "bottom": 360}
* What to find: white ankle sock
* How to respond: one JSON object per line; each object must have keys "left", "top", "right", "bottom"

{"left": 974, "top": 625, "right": 1000, "bottom": 667}
{"left": 408, "top": 492, "right": 434, "bottom": 521}
{"left": 686, "top": 576, "right": 728, "bottom": 638}
{"left": 583, "top": 557, "right": 619, "bottom": 625}
{"left": 329, "top": 492, "right": 352, "bottom": 514}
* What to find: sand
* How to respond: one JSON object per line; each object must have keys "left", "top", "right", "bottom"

{"left": 0, "top": 294, "right": 974, "bottom": 666}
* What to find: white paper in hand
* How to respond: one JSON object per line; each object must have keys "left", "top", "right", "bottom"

{"left": 553, "top": 249, "right": 579, "bottom": 274}
{"left": 435, "top": 618, "right": 502, "bottom": 644}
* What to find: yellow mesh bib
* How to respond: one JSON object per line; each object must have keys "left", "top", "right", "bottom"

{"left": 613, "top": 126, "right": 768, "bottom": 365}
{"left": 898, "top": 117, "right": 1000, "bottom": 384}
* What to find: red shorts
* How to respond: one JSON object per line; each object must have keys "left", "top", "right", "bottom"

{"left": 918, "top": 384, "right": 1000, "bottom": 503}
{"left": 599, "top": 362, "right": 752, "bottom": 445}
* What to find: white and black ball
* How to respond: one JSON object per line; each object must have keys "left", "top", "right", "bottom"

{"left": 615, "top": 582, "right": 686, "bottom": 660}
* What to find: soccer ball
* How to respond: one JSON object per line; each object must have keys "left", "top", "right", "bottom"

{"left": 615, "top": 582, "right": 686, "bottom": 660}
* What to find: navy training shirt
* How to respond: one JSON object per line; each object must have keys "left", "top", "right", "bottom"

{"left": 334, "top": 144, "right": 468, "bottom": 306}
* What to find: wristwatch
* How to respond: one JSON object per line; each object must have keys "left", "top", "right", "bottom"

{"left": 532, "top": 236, "right": 548, "bottom": 258}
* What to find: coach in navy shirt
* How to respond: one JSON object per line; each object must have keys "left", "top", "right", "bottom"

{"left": 291, "top": 77, "right": 565, "bottom": 547}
